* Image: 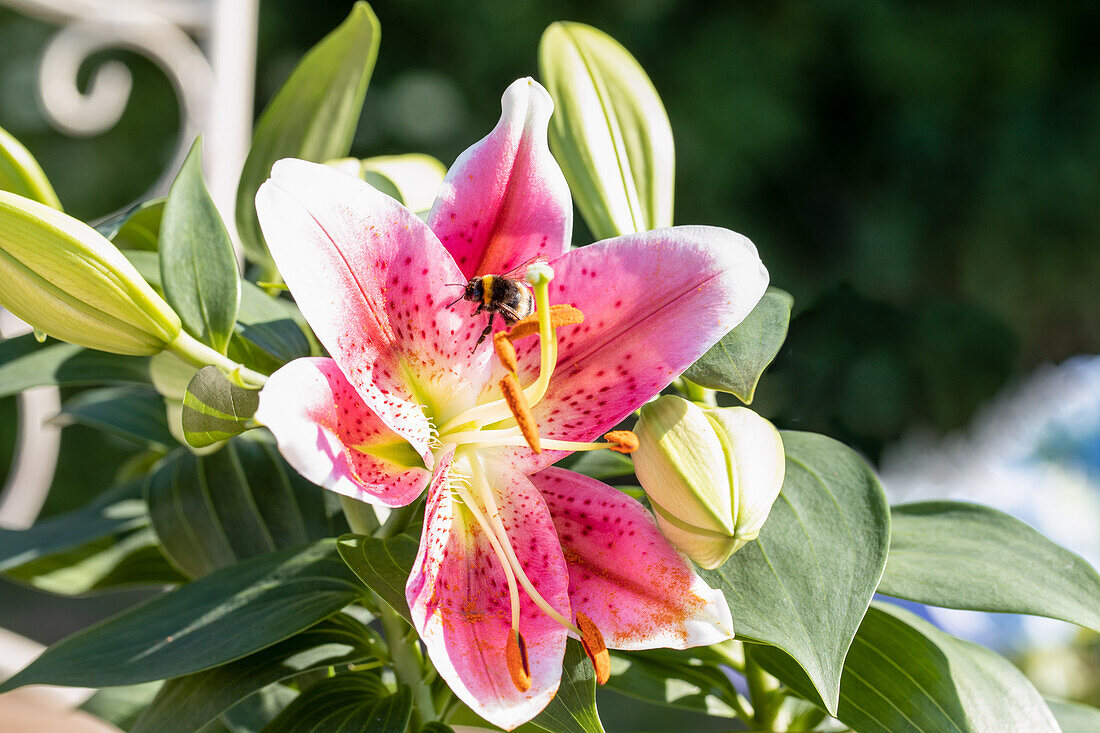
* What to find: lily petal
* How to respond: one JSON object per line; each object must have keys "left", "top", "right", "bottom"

{"left": 407, "top": 458, "right": 570, "bottom": 730}
{"left": 429, "top": 78, "right": 572, "bottom": 279}
{"left": 256, "top": 160, "right": 493, "bottom": 460}
{"left": 514, "top": 226, "right": 768, "bottom": 470}
{"left": 533, "top": 467, "right": 734, "bottom": 649}
{"left": 256, "top": 358, "right": 431, "bottom": 507}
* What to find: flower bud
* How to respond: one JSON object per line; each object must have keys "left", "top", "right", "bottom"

{"left": 0, "top": 191, "right": 181, "bottom": 355}
{"left": 0, "top": 125, "right": 62, "bottom": 209}
{"left": 633, "top": 395, "right": 785, "bottom": 569}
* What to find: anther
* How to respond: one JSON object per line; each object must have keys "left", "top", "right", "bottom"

{"left": 603, "top": 430, "right": 639, "bottom": 454}
{"left": 576, "top": 612, "right": 610, "bottom": 685}
{"left": 506, "top": 630, "right": 532, "bottom": 692}
{"left": 508, "top": 304, "right": 584, "bottom": 341}
{"left": 500, "top": 373, "right": 540, "bottom": 453}
{"left": 493, "top": 331, "right": 518, "bottom": 373}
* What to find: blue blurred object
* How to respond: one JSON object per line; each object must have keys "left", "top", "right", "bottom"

{"left": 880, "top": 355, "right": 1100, "bottom": 655}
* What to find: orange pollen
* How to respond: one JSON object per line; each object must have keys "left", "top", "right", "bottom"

{"left": 576, "top": 612, "right": 610, "bottom": 685}
{"left": 507, "top": 304, "right": 585, "bottom": 341}
{"left": 493, "top": 331, "right": 518, "bottom": 373}
{"left": 500, "top": 373, "right": 540, "bottom": 453}
{"left": 603, "top": 430, "right": 639, "bottom": 454}
{"left": 506, "top": 630, "right": 532, "bottom": 692}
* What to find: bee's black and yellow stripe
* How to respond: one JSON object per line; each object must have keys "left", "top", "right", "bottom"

{"left": 481, "top": 275, "right": 495, "bottom": 306}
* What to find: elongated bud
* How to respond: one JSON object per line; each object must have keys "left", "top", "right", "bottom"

{"left": 633, "top": 395, "right": 785, "bottom": 569}
{"left": 0, "top": 192, "right": 181, "bottom": 355}
{"left": 539, "top": 22, "right": 674, "bottom": 240}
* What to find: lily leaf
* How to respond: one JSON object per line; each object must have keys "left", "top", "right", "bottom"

{"left": 181, "top": 366, "right": 260, "bottom": 448}
{"left": 96, "top": 198, "right": 164, "bottom": 251}
{"left": 336, "top": 533, "right": 420, "bottom": 622}
{"left": 755, "top": 603, "right": 1060, "bottom": 733}
{"left": 0, "top": 335, "right": 149, "bottom": 399}
{"left": 161, "top": 138, "right": 240, "bottom": 354}
{"left": 235, "top": 2, "right": 379, "bottom": 268}
{"left": 1046, "top": 698, "right": 1100, "bottom": 733}
{"left": 879, "top": 500, "right": 1100, "bottom": 633}
{"left": 59, "top": 385, "right": 174, "bottom": 450}
{"left": 0, "top": 539, "right": 364, "bottom": 691}
{"left": 133, "top": 614, "right": 378, "bottom": 733}
{"left": 529, "top": 639, "right": 605, "bottom": 733}
{"left": 0, "top": 124, "right": 61, "bottom": 208}
{"left": 262, "top": 673, "right": 411, "bottom": 733}
{"left": 700, "top": 431, "right": 890, "bottom": 714}
{"left": 683, "top": 287, "right": 793, "bottom": 403}
{"left": 146, "top": 434, "right": 331, "bottom": 578}
{"left": 539, "top": 22, "right": 674, "bottom": 240}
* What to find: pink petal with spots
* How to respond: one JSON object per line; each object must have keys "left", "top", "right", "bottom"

{"left": 406, "top": 458, "right": 570, "bottom": 730}
{"left": 428, "top": 78, "right": 572, "bottom": 279}
{"left": 256, "top": 358, "right": 431, "bottom": 507}
{"left": 532, "top": 467, "right": 734, "bottom": 650}
{"left": 511, "top": 225, "right": 768, "bottom": 471}
{"left": 257, "top": 160, "right": 495, "bottom": 461}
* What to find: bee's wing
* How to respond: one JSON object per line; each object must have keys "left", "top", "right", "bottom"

{"left": 499, "top": 254, "right": 548, "bottom": 279}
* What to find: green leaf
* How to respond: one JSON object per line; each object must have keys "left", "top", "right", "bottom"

{"left": 0, "top": 124, "right": 61, "bottom": 209}
{"left": 0, "top": 539, "right": 363, "bottom": 691}
{"left": 683, "top": 288, "right": 793, "bottom": 403}
{"left": 878, "top": 501, "right": 1100, "bottom": 633}
{"left": 181, "top": 366, "right": 260, "bottom": 448}
{"left": 528, "top": 639, "right": 604, "bottom": 733}
{"left": 330, "top": 154, "right": 447, "bottom": 216}
{"left": 59, "top": 385, "right": 174, "bottom": 450}
{"left": 605, "top": 652, "right": 737, "bottom": 718}
{"left": 161, "top": 138, "right": 240, "bottom": 353}
{"left": 336, "top": 533, "right": 419, "bottom": 622}
{"left": 133, "top": 614, "right": 378, "bottom": 733}
{"left": 0, "top": 479, "right": 184, "bottom": 595}
{"left": 221, "top": 684, "right": 297, "bottom": 733}
{"left": 420, "top": 724, "right": 456, "bottom": 733}
{"left": 262, "top": 673, "right": 411, "bottom": 733}
{"left": 80, "top": 682, "right": 164, "bottom": 730}
{"left": 147, "top": 434, "right": 331, "bottom": 578}
{"left": 700, "top": 431, "right": 890, "bottom": 714}
{"left": 755, "top": 603, "right": 1060, "bottom": 733}
{"left": 236, "top": 2, "right": 380, "bottom": 268}
{"left": 1045, "top": 698, "right": 1100, "bottom": 733}
{"left": 0, "top": 480, "right": 145, "bottom": 572}
{"left": 0, "top": 335, "right": 149, "bottom": 398}
{"left": 96, "top": 198, "right": 164, "bottom": 251}
{"left": 539, "top": 22, "right": 674, "bottom": 240}
{"left": 562, "top": 449, "right": 635, "bottom": 481}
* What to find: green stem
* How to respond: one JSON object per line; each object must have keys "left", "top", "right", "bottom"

{"left": 341, "top": 498, "right": 437, "bottom": 727}
{"left": 167, "top": 330, "right": 268, "bottom": 387}
{"left": 745, "top": 645, "right": 781, "bottom": 731}
{"left": 680, "top": 377, "right": 718, "bottom": 407}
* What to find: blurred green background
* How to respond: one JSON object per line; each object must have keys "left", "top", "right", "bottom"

{"left": 1, "top": 0, "right": 1098, "bottom": 727}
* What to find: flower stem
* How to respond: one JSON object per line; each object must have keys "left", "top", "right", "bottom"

{"left": 680, "top": 377, "right": 718, "bottom": 407}
{"left": 167, "top": 330, "right": 268, "bottom": 387}
{"left": 744, "top": 644, "right": 781, "bottom": 731}
{"left": 340, "top": 498, "right": 437, "bottom": 727}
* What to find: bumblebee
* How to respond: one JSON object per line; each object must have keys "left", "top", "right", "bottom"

{"left": 449, "top": 273, "right": 535, "bottom": 347}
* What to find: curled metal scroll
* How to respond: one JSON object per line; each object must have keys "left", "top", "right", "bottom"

{"left": 0, "top": 0, "right": 221, "bottom": 528}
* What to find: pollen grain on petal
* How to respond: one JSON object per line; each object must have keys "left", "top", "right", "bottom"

{"left": 576, "top": 611, "right": 610, "bottom": 685}
{"left": 604, "top": 430, "right": 639, "bottom": 454}
{"left": 507, "top": 304, "right": 585, "bottom": 341}
{"left": 493, "top": 331, "right": 518, "bottom": 373}
{"left": 500, "top": 373, "right": 541, "bottom": 453}
{"left": 506, "top": 630, "right": 532, "bottom": 692}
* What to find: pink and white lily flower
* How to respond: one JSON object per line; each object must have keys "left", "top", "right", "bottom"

{"left": 254, "top": 78, "right": 768, "bottom": 730}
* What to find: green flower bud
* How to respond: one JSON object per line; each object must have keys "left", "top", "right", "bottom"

{"left": 0, "top": 125, "right": 61, "bottom": 209}
{"left": 0, "top": 191, "right": 181, "bottom": 355}
{"left": 633, "top": 395, "right": 785, "bottom": 569}
{"left": 539, "top": 22, "right": 674, "bottom": 240}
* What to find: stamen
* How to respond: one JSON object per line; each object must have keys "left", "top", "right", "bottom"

{"left": 506, "top": 304, "right": 584, "bottom": 341}
{"left": 603, "top": 430, "right": 639, "bottom": 454}
{"left": 445, "top": 433, "right": 637, "bottom": 453}
{"left": 470, "top": 455, "right": 581, "bottom": 636}
{"left": 576, "top": 612, "right": 610, "bottom": 685}
{"left": 506, "top": 630, "right": 532, "bottom": 692}
{"left": 493, "top": 331, "right": 518, "bottom": 373}
{"left": 499, "top": 373, "right": 540, "bottom": 453}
